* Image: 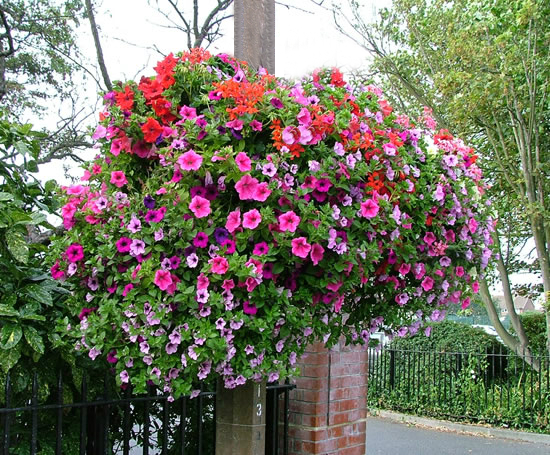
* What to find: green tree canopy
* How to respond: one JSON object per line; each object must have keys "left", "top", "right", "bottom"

{"left": 333, "top": 0, "right": 550, "bottom": 357}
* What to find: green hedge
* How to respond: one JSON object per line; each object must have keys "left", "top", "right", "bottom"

{"left": 390, "top": 320, "right": 503, "bottom": 353}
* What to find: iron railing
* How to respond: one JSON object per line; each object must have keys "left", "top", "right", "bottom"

{"left": 0, "top": 371, "right": 295, "bottom": 454}
{"left": 368, "top": 346, "right": 550, "bottom": 432}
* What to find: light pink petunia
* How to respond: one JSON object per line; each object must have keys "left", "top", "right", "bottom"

{"left": 235, "top": 152, "right": 252, "bottom": 172}
{"left": 189, "top": 195, "right": 211, "bottom": 218}
{"left": 154, "top": 269, "right": 173, "bottom": 291}
{"left": 178, "top": 150, "right": 203, "bottom": 171}
{"left": 225, "top": 209, "right": 241, "bottom": 233}
{"left": 310, "top": 243, "right": 324, "bottom": 265}
{"left": 291, "top": 237, "right": 311, "bottom": 258}
{"left": 235, "top": 174, "right": 259, "bottom": 200}
{"left": 278, "top": 211, "right": 301, "bottom": 233}
{"left": 360, "top": 199, "right": 379, "bottom": 218}
{"left": 242, "top": 209, "right": 262, "bottom": 229}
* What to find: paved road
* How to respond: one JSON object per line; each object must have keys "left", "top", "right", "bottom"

{"left": 366, "top": 417, "right": 550, "bottom": 455}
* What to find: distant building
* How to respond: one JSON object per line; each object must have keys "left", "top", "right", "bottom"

{"left": 493, "top": 295, "right": 537, "bottom": 316}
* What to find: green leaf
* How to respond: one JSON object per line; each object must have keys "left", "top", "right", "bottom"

{"left": 0, "top": 305, "right": 18, "bottom": 317}
{"left": 14, "top": 140, "right": 31, "bottom": 156}
{"left": 0, "top": 346, "right": 21, "bottom": 373}
{"left": 0, "top": 325, "right": 23, "bottom": 350}
{"left": 0, "top": 192, "right": 14, "bottom": 202}
{"left": 5, "top": 230, "right": 29, "bottom": 263}
{"left": 24, "top": 326, "right": 45, "bottom": 355}
{"left": 23, "top": 283, "right": 53, "bottom": 305}
{"left": 20, "top": 314, "right": 46, "bottom": 322}
{"left": 29, "top": 211, "right": 47, "bottom": 225}
{"left": 26, "top": 160, "right": 38, "bottom": 173}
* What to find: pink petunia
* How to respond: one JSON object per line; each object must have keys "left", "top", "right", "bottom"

{"left": 209, "top": 256, "right": 229, "bottom": 275}
{"left": 278, "top": 211, "right": 301, "bottom": 233}
{"left": 291, "top": 237, "right": 311, "bottom": 258}
{"left": 154, "top": 269, "right": 173, "bottom": 291}
{"left": 360, "top": 199, "right": 379, "bottom": 218}
{"left": 423, "top": 232, "right": 436, "bottom": 245}
{"left": 110, "top": 171, "right": 128, "bottom": 188}
{"left": 197, "top": 273, "right": 209, "bottom": 290}
{"left": 398, "top": 263, "right": 411, "bottom": 276}
{"left": 225, "top": 209, "right": 241, "bottom": 233}
{"left": 310, "top": 243, "right": 324, "bottom": 265}
{"left": 235, "top": 174, "right": 259, "bottom": 200}
{"left": 189, "top": 196, "right": 211, "bottom": 218}
{"left": 235, "top": 152, "right": 252, "bottom": 172}
{"left": 253, "top": 182, "right": 271, "bottom": 202}
{"left": 421, "top": 276, "right": 434, "bottom": 292}
{"left": 242, "top": 209, "right": 262, "bottom": 229}
{"left": 177, "top": 150, "right": 203, "bottom": 171}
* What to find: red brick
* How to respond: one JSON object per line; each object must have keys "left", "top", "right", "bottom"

{"left": 288, "top": 338, "right": 367, "bottom": 455}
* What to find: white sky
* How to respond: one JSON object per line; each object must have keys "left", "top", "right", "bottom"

{"left": 96, "top": 0, "right": 377, "bottom": 81}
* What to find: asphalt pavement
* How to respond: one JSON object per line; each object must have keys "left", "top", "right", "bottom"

{"left": 366, "top": 416, "right": 550, "bottom": 455}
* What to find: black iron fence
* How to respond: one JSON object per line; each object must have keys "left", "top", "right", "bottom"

{"left": 0, "top": 371, "right": 294, "bottom": 454}
{"left": 368, "top": 346, "right": 550, "bottom": 432}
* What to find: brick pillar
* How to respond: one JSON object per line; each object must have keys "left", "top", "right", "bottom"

{"left": 288, "top": 339, "right": 367, "bottom": 455}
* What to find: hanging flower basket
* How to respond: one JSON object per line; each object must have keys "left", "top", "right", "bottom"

{"left": 50, "top": 49, "right": 494, "bottom": 398}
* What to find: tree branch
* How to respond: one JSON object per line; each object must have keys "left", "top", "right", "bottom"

{"left": 85, "top": 0, "right": 112, "bottom": 91}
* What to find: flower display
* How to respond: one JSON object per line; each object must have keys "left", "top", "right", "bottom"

{"left": 50, "top": 48, "right": 494, "bottom": 398}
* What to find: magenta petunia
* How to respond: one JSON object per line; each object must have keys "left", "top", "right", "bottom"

{"left": 242, "top": 209, "right": 262, "bottom": 230}
{"left": 154, "top": 269, "right": 173, "bottom": 291}
{"left": 116, "top": 237, "right": 132, "bottom": 253}
{"left": 110, "top": 171, "right": 128, "bottom": 188}
{"left": 360, "top": 199, "right": 379, "bottom": 218}
{"left": 243, "top": 300, "right": 257, "bottom": 315}
{"left": 193, "top": 232, "right": 209, "bottom": 248}
{"left": 189, "top": 195, "right": 211, "bottom": 218}
{"left": 209, "top": 256, "right": 229, "bottom": 275}
{"left": 253, "top": 242, "right": 269, "bottom": 256}
{"left": 66, "top": 243, "right": 84, "bottom": 262}
{"left": 315, "top": 178, "right": 332, "bottom": 193}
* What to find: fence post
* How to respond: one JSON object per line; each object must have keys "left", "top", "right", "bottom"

{"left": 389, "top": 349, "right": 395, "bottom": 390}
{"left": 215, "top": 380, "right": 266, "bottom": 455}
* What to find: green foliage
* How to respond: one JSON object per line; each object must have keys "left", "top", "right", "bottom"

{"left": 510, "top": 312, "right": 547, "bottom": 355}
{"left": 369, "top": 346, "right": 550, "bottom": 432}
{"left": 0, "top": 112, "right": 70, "bottom": 376}
{"left": 0, "top": 0, "right": 84, "bottom": 117}
{"left": 390, "top": 320, "right": 503, "bottom": 353}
